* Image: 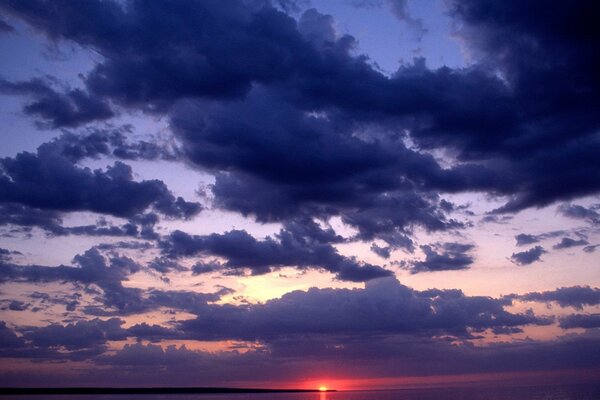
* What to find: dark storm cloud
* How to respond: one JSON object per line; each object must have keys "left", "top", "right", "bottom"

{"left": 439, "top": 0, "right": 600, "bottom": 212}
{"left": 553, "top": 237, "right": 589, "bottom": 250}
{"left": 512, "top": 286, "right": 600, "bottom": 310}
{"left": 0, "top": 78, "right": 113, "bottom": 128}
{"left": 442, "top": 0, "right": 600, "bottom": 154}
{"left": 0, "top": 150, "right": 200, "bottom": 220}
{"left": 559, "top": 314, "right": 600, "bottom": 329}
{"left": 4, "top": 0, "right": 598, "bottom": 215}
{"left": 177, "top": 277, "right": 550, "bottom": 341}
{"left": 160, "top": 226, "right": 392, "bottom": 282}
{"left": 407, "top": 242, "right": 474, "bottom": 273}
{"left": 0, "top": 0, "right": 313, "bottom": 109}
{"left": 510, "top": 246, "right": 545, "bottom": 266}
{"left": 172, "top": 90, "right": 487, "bottom": 246}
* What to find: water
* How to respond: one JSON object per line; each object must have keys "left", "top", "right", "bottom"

{"left": 2, "top": 384, "right": 600, "bottom": 400}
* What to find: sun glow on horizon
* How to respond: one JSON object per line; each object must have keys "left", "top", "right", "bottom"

{"left": 319, "top": 386, "right": 328, "bottom": 391}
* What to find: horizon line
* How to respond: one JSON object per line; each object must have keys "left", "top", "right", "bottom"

{"left": 0, "top": 387, "right": 338, "bottom": 396}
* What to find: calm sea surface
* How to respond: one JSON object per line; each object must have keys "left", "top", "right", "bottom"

{"left": 2, "top": 384, "right": 600, "bottom": 400}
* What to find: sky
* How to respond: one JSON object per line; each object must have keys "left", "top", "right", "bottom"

{"left": 0, "top": 0, "right": 599, "bottom": 390}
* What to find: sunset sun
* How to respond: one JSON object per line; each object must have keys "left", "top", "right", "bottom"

{"left": 319, "top": 386, "right": 328, "bottom": 392}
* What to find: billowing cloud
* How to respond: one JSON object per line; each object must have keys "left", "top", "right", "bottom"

{"left": 176, "top": 277, "right": 550, "bottom": 341}
{"left": 0, "top": 276, "right": 553, "bottom": 359}
{"left": 1, "top": 0, "right": 597, "bottom": 215}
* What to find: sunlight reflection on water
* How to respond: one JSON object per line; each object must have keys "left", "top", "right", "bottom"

{"left": 2, "top": 384, "right": 600, "bottom": 400}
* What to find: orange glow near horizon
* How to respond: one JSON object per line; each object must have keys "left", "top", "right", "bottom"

{"left": 319, "top": 386, "right": 328, "bottom": 391}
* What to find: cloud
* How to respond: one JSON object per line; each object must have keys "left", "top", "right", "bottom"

{"left": 553, "top": 237, "right": 589, "bottom": 250}
{"left": 0, "top": 203, "right": 162, "bottom": 240}
{"left": 0, "top": 322, "right": 26, "bottom": 350}
{"left": 21, "top": 318, "right": 128, "bottom": 350}
{"left": 28, "top": 291, "right": 81, "bottom": 312}
{"left": 512, "top": 286, "right": 600, "bottom": 310}
{"left": 176, "top": 277, "right": 549, "bottom": 341}
{"left": 558, "top": 203, "right": 600, "bottom": 225}
{"left": 0, "top": 150, "right": 200, "bottom": 220}
{"left": 0, "top": 78, "right": 114, "bottom": 128}
{"left": 0, "top": 247, "right": 232, "bottom": 316}
{"left": 3, "top": 0, "right": 598, "bottom": 215}
{"left": 6, "top": 300, "right": 29, "bottom": 311}
{"left": 2, "top": 277, "right": 551, "bottom": 359}
{"left": 160, "top": 225, "right": 392, "bottom": 282}
{"left": 370, "top": 243, "right": 392, "bottom": 259}
{"left": 126, "top": 323, "right": 183, "bottom": 343}
{"left": 559, "top": 314, "right": 600, "bottom": 329}
{"left": 0, "top": 248, "right": 146, "bottom": 315}
{"left": 1, "top": 330, "right": 599, "bottom": 387}
{"left": 407, "top": 242, "right": 475, "bottom": 273}
{"left": 347, "top": 0, "right": 427, "bottom": 41}
{"left": 172, "top": 89, "right": 485, "bottom": 246}
{"left": 38, "top": 127, "right": 179, "bottom": 163}
{"left": 386, "top": 0, "right": 427, "bottom": 41}
{"left": 510, "top": 246, "right": 545, "bottom": 265}
{"left": 515, "top": 231, "right": 564, "bottom": 246}
{"left": 0, "top": 247, "right": 21, "bottom": 262}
